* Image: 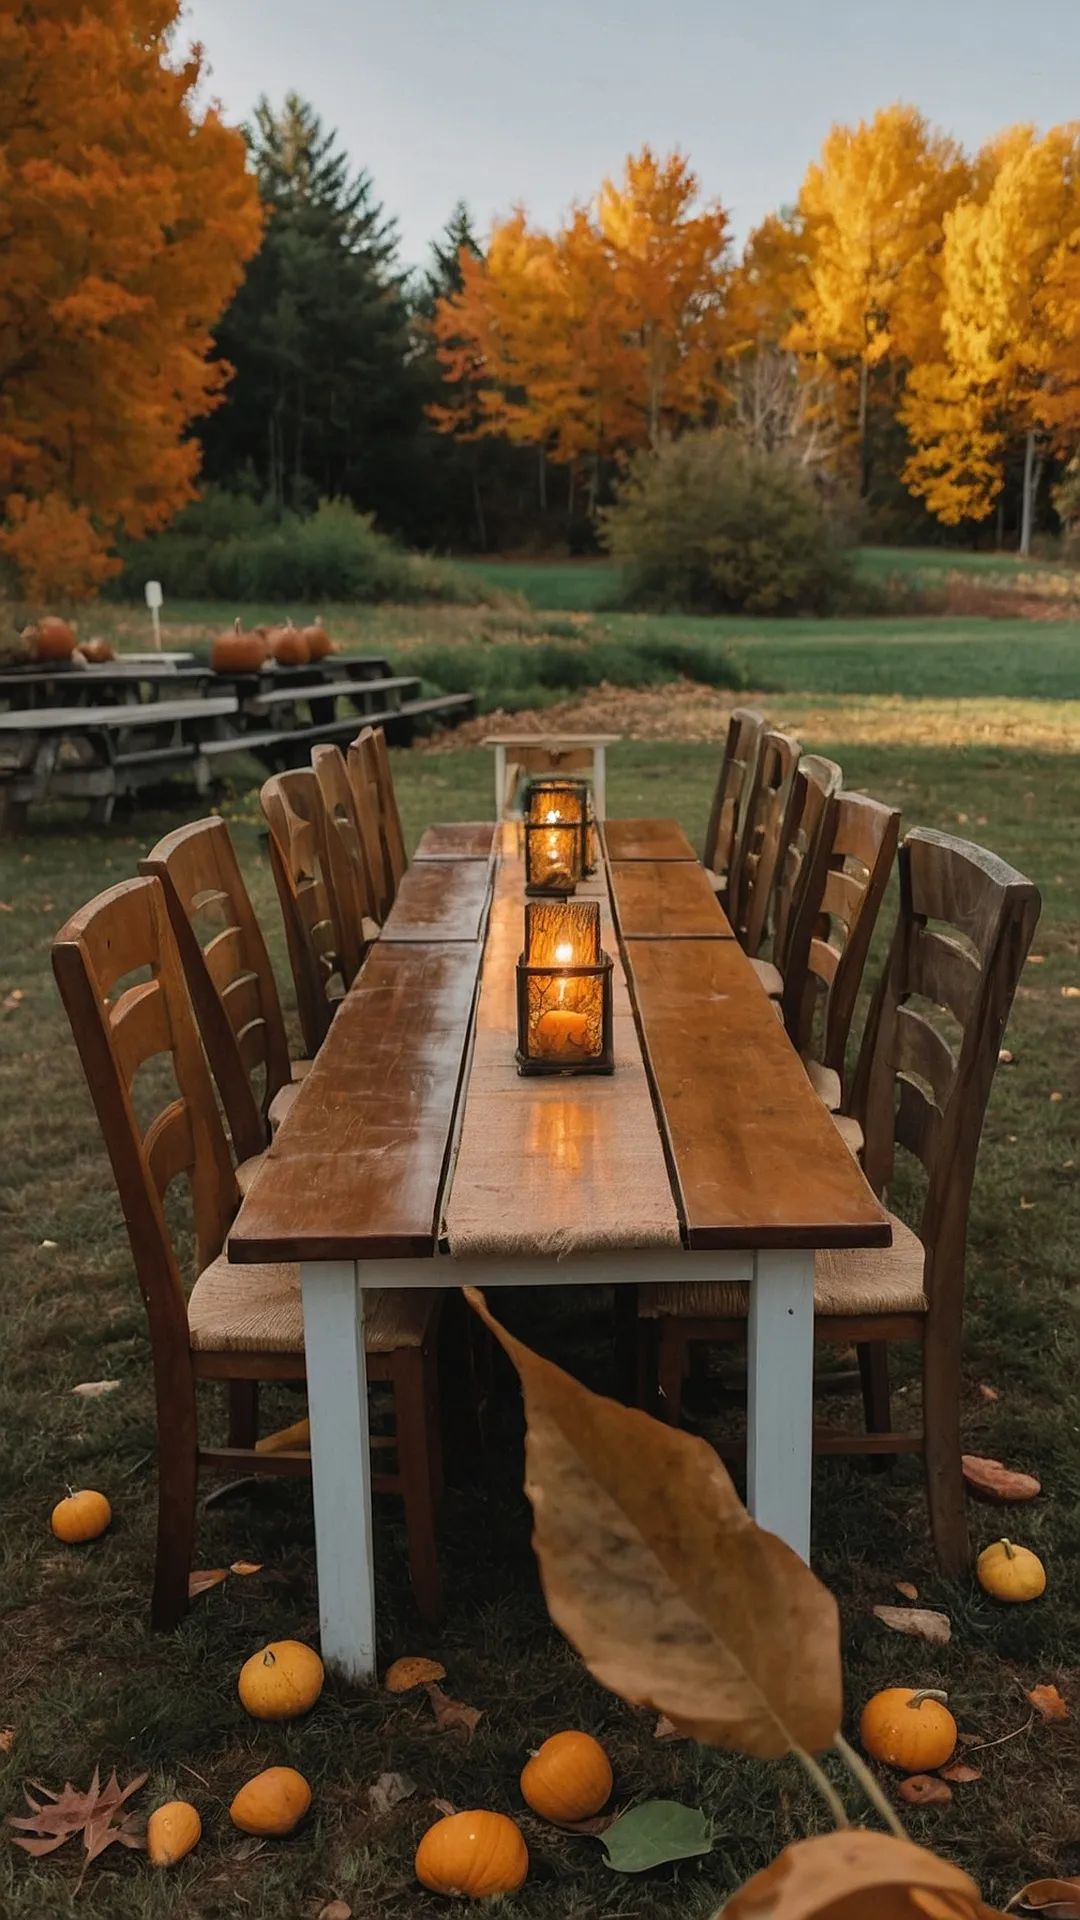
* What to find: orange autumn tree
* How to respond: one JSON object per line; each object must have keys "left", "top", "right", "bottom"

{"left": 0, "top": 0, "right": 263, "bottom": 600}
{"left": 430, "top": 148, "right": 734, "bottom": 503}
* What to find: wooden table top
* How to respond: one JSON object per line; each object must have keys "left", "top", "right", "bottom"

{"left": 414, "top": 822, "right": 497, "bottom": 861}
{"left": 608, "top": 860, "right": 734, "bottom": 939}
{"left": 0, "top": 695, "right": 237, "bottom": 732}
{"left": 230, "top": 819, "right": 889, "bottom": 1264}
{"left": 380, "top": 859, "right": 493, "bottom": 943}
{"left": 603, "top": 818, "right": 697, "bottom": 862}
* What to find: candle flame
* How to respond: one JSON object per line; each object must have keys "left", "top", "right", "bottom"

{"left": 554, "top": 943, "right": 573, "bottom": 963}
{"left": 545, "top": 808, "right": 560, "bottom": 823}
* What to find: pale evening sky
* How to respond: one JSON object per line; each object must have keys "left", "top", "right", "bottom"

{"left": 180, "top": 0, "right": 1080, "bottom": 271}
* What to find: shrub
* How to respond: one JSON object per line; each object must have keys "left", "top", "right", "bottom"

{"left": 408, "top": 632, "right": 747, "bottom": 713}
{"left": 113, "top": 495, "right": 501, "bottom": 606}
{"left": 598, "top": 430, "right": 853, "bottom": 616}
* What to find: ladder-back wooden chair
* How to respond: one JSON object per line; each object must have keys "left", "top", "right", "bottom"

{"left": 702, "top": 706, "right": 767, "bottom": 907}
{"left": 346, "top": 731, "right": 392, "bottom": 921}
{"left": 52, "top": 875, "right": 446, "bottom": 1627}
{"left": 750, "top": 754, "right": 842, "bottom": 1001}
{"left": 311, "top": 745, "right": 382, "bottom": 982}
{"left": 639, "top": 828, "right": 1040, "bottom": 1573}
{"left": 728, "top": 727, "right": 802, "bottom": 957}
{"left": 260, "top": 769, "right": 349, "bottom": 1056}
{"left": 139, "top": 817, "right": 310, "bottom": 1174}
{"left": 351, "top": 726, "right": 408, "bottom": 911}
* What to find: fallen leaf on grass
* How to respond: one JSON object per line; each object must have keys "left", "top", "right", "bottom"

{"left": 1050, "top": 1091, "right": 1065, "bottom": 1103}
{"left": 1020, "top": 1197, "right": 1036, "bottom": 1210}
{"left": 71, "top": 1380, "right": 120, "bottom": 1398}
{"left": 368, "top": 1772, "right": 416, "bottom": 1815}
{"left": 6, "top": 1768, "right": 147, "bottom": 1889}
{"left": 1062, "top": 986, "right": 1080, "bottom": 999}
{"left": 895, "top": 1580, "right": 919, "bottom": 1600}
{"left": 187, "top": 1568, "right": 227, "bottom": 1598}
{"left": 873, "top": 1605, "right": 951, "bottom": 1645}
{"left": 654, "top": 1714, "right": 690, "bottom": 1742}
{"left": 718, "top": 1830, "right": 987, "bottom": 1917}
{"left": 597, "top": 1800, "right": 712, "bottom": 1873}
{"left": 431, "top": 1798, "right": 456, "bottom": 1818}
{"left": 1028, "top": 955, "right": 1046, "bottom": 965}
{"left": 426, "top": 1683, "right": 482, "bottom": 1736}
{"left": 962, "top": 1455, "right": 1041, "bottom": 1502}
{"left": 999, "top": 1048, "right": 1015, "bottom": 1064}
{"left": 978, "top": 1383, "right": 1001, "bottom": 1403}
{"left": 318, "top": 1904, "right": 352, "bottom": 1920}
{"left": 3, "top": 991, "right": 24, "bottom": 1012}
{"left": 0, "top": 1729, "right": 14, "bottom": 1752}
{"left": 939, "top": 1762, "right": 982, "bottom": 1783}
{"left": 229, "top": 1561, "right": 262, "bottom": 1576}
{"left": 1010, "top": 1881, "right": 1080, "bottom": 1917}
{"left": 1027, "top": 1684, "right": 1069, "bottom": 1722}
{"left": 898, "top": 1774, "right": 953, "bottom": 1807}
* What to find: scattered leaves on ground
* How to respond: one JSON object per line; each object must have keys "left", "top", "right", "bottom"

{"left": 978, "top": 1383, "right": 1001, "bottom": 1403}
{"left": 873, "top": 1605, "right": 951, "bottom": 1645}
{"left": 6, "top": 1768, "right": 147, "bottom": 1888}
{"left": 0, "top": 1729, "right": 14, "bottom": 1753}
{"left": 654, "top": 1714, "right": 689, "bottom": 1742}
{"left": 898, "top": 1774, "right": 953, "bottom": 1807}
{"left": 318, "top": 1903, "right": 352, "bottom": 1920}
{"left": 425, "top": 1683, "right": 482, "bottom": 1736}
{"left": 1061, "top": 986, "right": 1080, "bottom": 999}
{"left": 1027, "top": 1684, "right": 1069, "bottom": 1722}
{"left": 71, "top": 1379, "right": 120, "bottom": 1398}
{"left": 961, "top": 1455, "right": 1041, "bottom": 1502}
{"left": 940, "top": 1762, "right": 982, "bottom": 1783}
{"left": 187, "top": 1568, "right": 227, "bottom": 1597}
{"left": 597, "top": 1800, "right": 712, "bottom": 1873}
{"left": 721, "top": 1830, "right": 988, "bottom": 1918}
{"left": 895, "top": 1580, "right": 920, "bottom": 1600}
{"left": 1010, "top": 1881, "right": 1080, "bottom": 1916}
{"left": 229, "top": 1560, "right": 262, "bottom": 1576}
{"left": 368, "top": 1772, "right": 416, "bottom": 1816}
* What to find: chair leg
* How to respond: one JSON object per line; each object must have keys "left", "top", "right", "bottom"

{"left": 227, "top": 1380, "right": 259, "bottom": 1449}
{"left": 613, "top": 1285, "right": 638, "bottom": 1405}
{"left": 393, "top": 1353, "right": 443, "bottom": 1625}
{"left": 151, "top": 1384, "right": 200, "bottom": 1633}
{"left": 424, "top": 1345, "right": 445, "bottom": 1502}
{"left": 657, "top": 1324, "right": 687, "bottom": 1426}
{"left": 856, "top": 1343, "right": 893, "bottom": 1470}
{"left": 922, "top": 1333, "right": 970, "bottom": 1576}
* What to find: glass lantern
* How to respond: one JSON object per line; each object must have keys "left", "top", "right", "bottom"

{"left": 515, "top": 898, "right": 614, "bottom": 1075}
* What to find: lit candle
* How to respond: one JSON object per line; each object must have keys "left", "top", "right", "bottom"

{"left": 516, "top": 897, "right": 613, "bottom": 1074}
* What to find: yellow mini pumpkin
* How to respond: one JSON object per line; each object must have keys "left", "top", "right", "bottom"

{"left": 229, "top": 1767, "right": 311, "bottom": 1837}
{"left": 147, "top": 1800, "right": 201, "bottom": 1867}
{"left": 520, "top": 1730, "right": 613, "bottom": 1824}
{"left": 859, "top": 1688, "right": 957, "bottom": 1773}
{"left": 238, "top": 1640, "right": 324, "bottom": 1720}
{"left": 50, "top": 1490, "right": 111, "bottom": 1543}
{"left": 415, "top": 1810, "right": 528, "bottom": 1899}
{"left": 977, "top": 1538, "right": 1046, "bottom": 1602}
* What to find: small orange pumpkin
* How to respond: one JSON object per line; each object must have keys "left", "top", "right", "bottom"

{"left": 210, "top": 617, "right": 267, "bottom": 674}
{"left": 301, "top": 618, "right": 332, "bottom": 661}
{"left": 76, "top": 637, "right": 115, "bottom": 664}
{"left": 415, "top": 1810, "right": 528, "bottom": 1899}
{"left": 51, "top": 1489, "right": 111, "bottom": 1542}
{"left": 147, "top": 1800, "right": 201, "bottom": 1866}
{"left": 520, "top": 1730, "right": 612, "bottom": 1824}
{"left": 238, "top": 1639, "right": 324, "bottom": 1720}
{"left": 268, "top": 619, "right": 309, "bottom": 666}
{"left": 229, "top": 1766, "right": 311, "bottom": 1836}
{"left": 32, "top": 615, "right": 77, "bottom": 662}
{"left": 859, "top": 1688, "right": 957, "bottom": 1773}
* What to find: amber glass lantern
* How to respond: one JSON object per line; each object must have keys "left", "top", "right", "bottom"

{"left": 516, "top": 898, "right": 614, "bottom": 1075}
{"left": 523, "top": 780, "right": 586, "bottom": 895}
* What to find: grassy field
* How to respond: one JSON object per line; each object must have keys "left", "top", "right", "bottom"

{"left": 2, "top": 609, "right": 1080, "bottom": 1917}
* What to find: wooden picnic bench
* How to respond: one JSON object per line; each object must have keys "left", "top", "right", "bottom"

{"left": 0, "top": 695, "right": 238, "bottom": 829}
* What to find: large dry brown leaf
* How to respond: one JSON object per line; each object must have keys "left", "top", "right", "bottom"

{"left": 6, "top": 1767, "right": 147, "bottom": 1888}
{"left": 187, "top": 1568, "right": 227, "bottom": 1598}
{"left": 940, "top": 1762, "right": 982, "bottom": 1783}
{"left": 961, "top": 1456, "right": 1041, "bottom": 1502}
{"left": 465, "top": 1288, "right": 842, "bottom": 1759}
{"left": 899, "top": 1774, "right": 953, "bottom": 1807}
{"left": 873, "top": 1605, "right": 952, "bottom": 1645}
{"left": 425, "top": 1683, "right": 482, "bottom": 1736}
{"left": 1011, "top": 1883, "right": 1080, "bottom": 1917}
{"left": 1027, "top": 1684, "right": 1070, "bottom": 1722}
{"left": 719, "top": 1830, "right": 994, "bottom": 1917}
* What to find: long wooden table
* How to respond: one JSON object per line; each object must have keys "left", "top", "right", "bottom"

{"left": 231, "top": 819, "right": 889, "bottom": 1677}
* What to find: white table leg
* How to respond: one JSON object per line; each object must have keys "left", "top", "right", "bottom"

{"left": 493, "top": 744, "right": 507, "bottom": 819}
{"left": 592, "top": 746, "right": 607, "bottom": 820}
{"left": 300, "top": 1260, "right": 376, "bottom": 1680}
{"left": 747, "top": 1249, "right": 815, "bottom": 1560}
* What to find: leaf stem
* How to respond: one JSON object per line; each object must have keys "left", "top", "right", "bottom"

{"left": 792, "top": 1747, "right": 850, "bottom": 1829}
{"left": 833, "top": 1731, "right": 908, "bottom": 1840}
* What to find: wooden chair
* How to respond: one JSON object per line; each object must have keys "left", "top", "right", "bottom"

{"left": 52, "top": 875, "right": 446, "bottom": 1628}
{"left": 702, "top": 707, "right": 767, "bottom": 905}
{"left": 311, "top": 744, "right": 382, "bottom": 981}
{"left": 750, "top": 754, "right": 842, "bottom": 1002}
{"left": 139, "top": 817, "right": 310, "bottom": 1173}
{"left": 638, "top": 828, "right": 1041, "bottom": 1573}
{"left": 260, "top": 769, "right": 349, "bottom": 1056}
{"left": 350, "top": 725, "right": 408, "bottom": 913}
{"left": 728, "top": 727, "right": 802, "bottom": 956}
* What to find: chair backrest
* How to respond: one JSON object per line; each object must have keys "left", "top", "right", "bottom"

{"left": 702, "top": 706, "right": 767, "bottom": 884}
{"left": 770, "top": 754, "right": 843, "bottom": 980}
{"left": 260, "top": 769, "right": 348, "bottom": 1055}
{"left": 351, "top": 725, "right": 408, "bottom": 908}
{"left": 52, "top": 876, "right": 237, "bottom": 1366}
{"left": 851, "top": 828, "right": 1040, "bottom": 1299}
{"left": 783, "top": 791, "right": 900, "bottom": 1095}
{"left": 729, "top": 727, "right": 802, "bottom": 956}
{"left": 139, "top": 817, "right": 294, "bottom": 1164}
{"left": 311, "top": 744, "right": 381, "bottom": 981}
{"left": 346, "top": 729, "right": 394, "bottom": 920}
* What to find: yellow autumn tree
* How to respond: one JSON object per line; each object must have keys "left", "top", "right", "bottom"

{"left": 784, "top": 104, "right": 970, "bottom": 492}
{"left": 0, "top": 0, "right": 263, "bottom": 599}
{"left": 901, "top": 123, "right": 1080, "bottom": 551}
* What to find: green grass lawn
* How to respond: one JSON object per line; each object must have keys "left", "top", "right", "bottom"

{"left": 3, "top": 627, "right": 1080, "bottom": 1916}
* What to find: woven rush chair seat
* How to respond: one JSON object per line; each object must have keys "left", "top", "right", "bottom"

{"left": 804, "top": 1058, "right": 842, "bottom": 1110}
{"left": 750, "top": 958, "right": 785, "bottom": 997}
{"left": 831, "top": 1113, "right": 866, "bottom": 1156}
{"left": 188, "top": 1257, "right": 438, "bottom": 1355}
{"left": 639, "top": 1213, "right": 926, "bottom": 1322}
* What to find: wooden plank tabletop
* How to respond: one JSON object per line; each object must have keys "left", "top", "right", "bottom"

{"left": 624, "top": 937, "right": 892, "bottom": 1250}
{"left": 603, "top": 818, "right": 697, "bottom": 862}
{"left": 414, "top": 822, "right": 497, "bottom": 861}
{"left": 380, "top": 859, "right": 493, "bottom": 943}
{"left": 0, "top": 696, "right": 237, "bottom": 732}
{"left": 229, "top": 941, "right": 483, "bottom": 1261}
{"left": 609, "top": 860, "right": 734, "bottom": 939}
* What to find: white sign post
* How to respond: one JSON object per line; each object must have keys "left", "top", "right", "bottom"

{"left": 145, "top": 579, "right": 163, "bottom": 652}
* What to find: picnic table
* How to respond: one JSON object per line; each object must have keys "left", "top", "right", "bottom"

{"left": 231, "top": 816, "right": 888, "bottom": 1678}
{"left": 0, "top": 694, "right": 239, "bottom": 829}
